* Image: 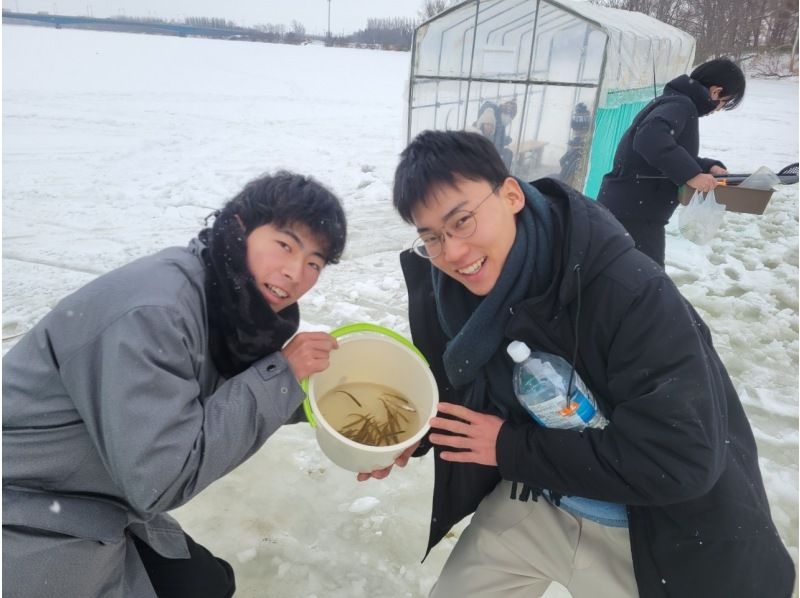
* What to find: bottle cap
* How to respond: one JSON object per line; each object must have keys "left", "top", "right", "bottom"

{"left": 506, "top": 340, "right": 531, "bottom": 363}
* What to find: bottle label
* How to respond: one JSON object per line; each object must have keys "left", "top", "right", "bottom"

{"left": 570, "top": 389, "right": 604, "bottom": 425}
{"left": 525, "top": 391, "right": 608, "bottom": 429}
{"left": 527, "top": 393, "right": 598, "bottom": 429}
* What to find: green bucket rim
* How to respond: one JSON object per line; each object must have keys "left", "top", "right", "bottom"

{"left": 301, "top": 323, "right": 427, "bottom": 427}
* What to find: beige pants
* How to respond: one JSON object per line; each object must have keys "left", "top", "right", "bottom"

{"left": 430, "top": 480, "right": 639, "bottom": 598}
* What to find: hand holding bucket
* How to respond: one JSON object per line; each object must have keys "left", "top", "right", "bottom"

{"left": 302, "top": 323, "right": 438, "bottom": 473}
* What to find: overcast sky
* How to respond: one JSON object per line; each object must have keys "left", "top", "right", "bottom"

{"left": 3, "top": 0, "right": 425, "bottom": 34}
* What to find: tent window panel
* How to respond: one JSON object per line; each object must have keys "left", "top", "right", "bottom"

{"left": 409, "top": 79, "right": 470, "bottom": 135}
{"left": 470, "top": 0, "right": 536, "bottom": 80}
{"left": 464, "top": 82, "right": 526, "bottom": 169}
{"left": 414, "top": 5, "right": 477, "bottom": 78}
{"left": 580, "top": 30, "right": 606, "bottom": 84}
{"left": 532, "top": 3, "right": 604, "bottom": 84}
{"left": 512, "top": 84, "right": 597, "bottom": 189}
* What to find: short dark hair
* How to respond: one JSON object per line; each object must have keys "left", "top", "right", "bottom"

{"left": 690, "top": 57, "right": 746, "bottom": 110}
{"left": 218, "top": 171, "right": 347, "bottom": 264}
{"left": 392, "top": 130, "right": 509, "bottom": 223}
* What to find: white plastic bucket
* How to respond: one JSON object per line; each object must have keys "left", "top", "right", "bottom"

{"left": 305, "top": 323, "right": 438, "bottom": 473}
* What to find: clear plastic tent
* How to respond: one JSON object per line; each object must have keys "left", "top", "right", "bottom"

{"left": 406, "top": 0, "right": 695, "bottom": 197}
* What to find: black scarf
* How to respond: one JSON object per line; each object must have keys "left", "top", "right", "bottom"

{"left": 198, "top": 213, "right": 299, "bottom": 379}
{"left": 433, "top": 179, "right": 554, "bottom": 417}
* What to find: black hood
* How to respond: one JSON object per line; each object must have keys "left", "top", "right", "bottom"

{"left": 664, "top": 74, "right": 718, "bottom": 117}
{"left": 527, "top": 178, "right": 634, "bottom": 307}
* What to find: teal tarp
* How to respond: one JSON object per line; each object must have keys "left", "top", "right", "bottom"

{"left": 583, "top": 100, "right": 650, "bottom": 198}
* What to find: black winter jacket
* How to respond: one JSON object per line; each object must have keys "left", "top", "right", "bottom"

{"left": 400, "top": 178, "right": 794, "bottom": 598}
{"left": 597, "top": 75, "right": 725, "bottom": 223}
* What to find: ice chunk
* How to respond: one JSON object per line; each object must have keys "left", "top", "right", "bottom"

{"left": 348, "top": 496, "right": 380, "bottom": 514}
{"left": 236, "top": 548, "right": 257, "bottom": 563}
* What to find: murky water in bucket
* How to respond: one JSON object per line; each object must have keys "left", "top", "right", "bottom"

{"left": 317, "top": 382, "right": 422, "bottom": 447}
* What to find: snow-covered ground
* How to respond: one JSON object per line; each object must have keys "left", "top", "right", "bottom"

{"left": 3, "top": 25, "right": 798, "bottom": 597}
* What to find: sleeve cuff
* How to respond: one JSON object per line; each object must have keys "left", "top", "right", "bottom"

{"left": 496, "top": 420, "right": 523, "bottom": 479}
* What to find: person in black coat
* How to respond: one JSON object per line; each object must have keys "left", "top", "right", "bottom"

{"left": 597, "top": 58, "right": 746, "bottom": 266}
{"left": 365, "top": 130, "right": 794, "bottom": 597}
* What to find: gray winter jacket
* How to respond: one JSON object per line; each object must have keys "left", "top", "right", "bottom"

{"left": 2, "top": 238, "right": 306, "bottom": 597}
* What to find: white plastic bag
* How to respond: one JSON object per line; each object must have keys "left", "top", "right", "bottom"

{"left": 678, "top": 189, "right": 726, "bottom": 245}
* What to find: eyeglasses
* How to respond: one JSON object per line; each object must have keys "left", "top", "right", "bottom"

{"left": 410, "top": 184, "right": 500, "bottom": 259}
{"left": 712, "top": 92, "right": 732, "bottom": 111}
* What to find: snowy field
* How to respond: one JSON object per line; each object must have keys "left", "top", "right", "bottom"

{"left": 3, "top": 25, "right": 798, "bottom": 597}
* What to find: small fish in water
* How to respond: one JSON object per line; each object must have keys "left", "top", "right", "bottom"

{"left": 317, "top": 382, "right": 419, "bottom": 447}
{"left": 337, "top": 389, "right": 362, "bottom": 407}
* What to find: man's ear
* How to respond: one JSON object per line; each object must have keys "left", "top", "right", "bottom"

{"left": 500, "top": 176, "right": 526, "bottom": 214}
{"left": 708, "top": 85, "right": 723, "bottom": 100}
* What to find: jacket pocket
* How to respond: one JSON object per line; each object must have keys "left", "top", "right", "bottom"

{"left": 3, "top": 487, "right": 127, "bottom": 544}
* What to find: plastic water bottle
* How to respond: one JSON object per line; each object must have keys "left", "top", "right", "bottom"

{"left": 506, "top": 341, "right": 607, "bottom": 430}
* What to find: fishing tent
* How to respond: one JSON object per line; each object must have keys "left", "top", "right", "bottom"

{"left": 405, "top": 0, "right": 695, "bottom": 197}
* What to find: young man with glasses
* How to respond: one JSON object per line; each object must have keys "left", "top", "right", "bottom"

{"left": 370, "top": 129, "right": 793, "bottom": 597}
{"left": 597, "top": 57, "right": 746, "bottom": 267}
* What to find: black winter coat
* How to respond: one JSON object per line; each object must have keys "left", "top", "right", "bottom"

{"left": 597, "top": 75, "right": 724, "bottom": 223}
{"left": 400, "top": 178, "right": 794, "bottom": 598}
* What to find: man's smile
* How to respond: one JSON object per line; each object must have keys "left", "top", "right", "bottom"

{"left": 456, "top": 257, "right": 487, "bottom": 275}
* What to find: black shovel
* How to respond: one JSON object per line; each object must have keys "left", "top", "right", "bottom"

{"left": 636, "top": 162, "right": 799, "bottom": 185}
{"left": 714, "top": 163, "right": 798, "bottom": 186}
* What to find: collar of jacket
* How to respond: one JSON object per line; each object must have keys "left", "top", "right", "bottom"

{"left": 520, "top": 178, "right": 633, "bottom": 309}
{"left": 663, "top": 74, "right": 718, "bottom": 116}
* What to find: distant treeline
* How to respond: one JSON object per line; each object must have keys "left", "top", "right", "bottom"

{"left": 182, "top": 16, "right": 239, "bottom": 29}
{"left": 108, "top": 14, "right": 311, "bottom": 45}
{"left": 592, "top": 0, "right": 799, "bottom": 70}
{"left": 329, "top": 17, "right": 416, "bottom": 50}
{"left": 1, "top": 10, "right": 414, "bottom": 50}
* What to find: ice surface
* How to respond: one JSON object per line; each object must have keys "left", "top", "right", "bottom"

{"left": 3, "top": 24, "right": 797, "bottom": 597}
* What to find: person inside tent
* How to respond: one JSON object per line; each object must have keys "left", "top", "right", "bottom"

{"left": 557, "top": 102, "right": 592, "bottom": 187}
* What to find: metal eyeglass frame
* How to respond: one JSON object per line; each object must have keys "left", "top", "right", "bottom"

{"left": 410, "top": 184, "right": 501, "bottom": 259}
